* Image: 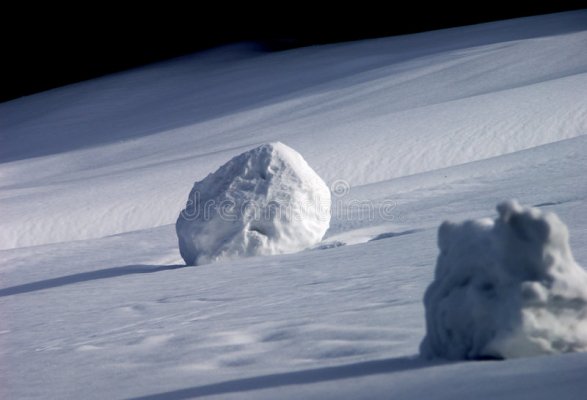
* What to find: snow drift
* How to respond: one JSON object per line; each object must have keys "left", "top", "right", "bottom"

{"left": 421, "top": 200, "right": 587, "bottom": 360}
{"left": 176, "top": 142, "right": 331, "bottom": 265}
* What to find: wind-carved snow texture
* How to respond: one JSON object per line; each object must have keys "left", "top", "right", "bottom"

{"left": 176, "top": 142, "right": 331, "bottom": 265}
{"left": 421, "top": 200, "right": 587, "bottom": 360}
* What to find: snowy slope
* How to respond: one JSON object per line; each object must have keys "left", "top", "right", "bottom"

{"left": 1, "top": 10, "right": 587, "bottom": 400}
{"left": 2, "top": 11, "right": 587, "bottom": 250}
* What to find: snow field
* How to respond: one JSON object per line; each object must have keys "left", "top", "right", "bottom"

{"left": 1, "top": 10, "right": 587, "bottom": 400}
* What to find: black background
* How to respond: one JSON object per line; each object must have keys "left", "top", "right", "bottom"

{"left": 2, "top": 2, "right": 585, "bottom": 103}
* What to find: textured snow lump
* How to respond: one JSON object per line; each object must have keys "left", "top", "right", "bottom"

{"left": 421, "top": 200, "right": 587, "bottom": 360}
{"left": 176, "top": 142, "right": 331, "bottom": 265}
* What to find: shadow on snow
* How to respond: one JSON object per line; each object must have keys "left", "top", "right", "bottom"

{"left": 0, "top": 264, "right": 184, "bottom": 297}
{"left": 127, "top": 356, "right": 443, "bottom": 400}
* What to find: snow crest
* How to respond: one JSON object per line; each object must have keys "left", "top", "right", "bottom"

{"left": 176, "top": 142, "right": 331, "bottom": 265}
{"left": 421, "top": 200, "right": 587, "bottom": 360}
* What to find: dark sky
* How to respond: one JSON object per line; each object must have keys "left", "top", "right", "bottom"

{"left": 2, "top": 2, "right": 585, "bottom": 103}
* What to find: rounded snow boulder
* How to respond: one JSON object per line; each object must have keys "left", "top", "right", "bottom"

{"left": 420, "top": 200, "right": 587, "bottom": 360}
{"left": 176, "top": 142, "right": 331, "bottom": 265}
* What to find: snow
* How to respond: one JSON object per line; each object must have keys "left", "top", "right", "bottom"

{"left": 421, "top": 200, "right": 587, "bottom": 360}
{"left": 176, "top": 142, "right": 330, "bottom": 265}
{"left": 1, "top": 10, "right": 587, "bottom": 400}
{"left": 2, "top": 12, "right": 587, "bottom": 251}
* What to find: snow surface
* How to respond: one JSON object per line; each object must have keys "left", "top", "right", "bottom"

{"left": 421, "top": 200, "right": 587, "bottom": 360}
{"left": 176, "top": 142, "right": 330, "bottom": 265}
{"left": 1, "top": 10, "right": 587, "bottom": 400}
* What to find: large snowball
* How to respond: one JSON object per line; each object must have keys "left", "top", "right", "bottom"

{"left": 420, "top": 200, "right": 587, "bottom": 360}
{"left": 176, "top": 142, "right": 331, "bottom": 265}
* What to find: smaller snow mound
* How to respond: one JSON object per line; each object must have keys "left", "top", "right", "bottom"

{"left": 420, "top": 200, "right": 587, "bottom": 360}
{"left": 176, "top": 142, "right": 331, "bottom": 265}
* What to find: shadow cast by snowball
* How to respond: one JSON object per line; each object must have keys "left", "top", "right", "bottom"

{"left": 127, "top": 356, "right": 442, "bottom": 400}
{"left": 0, "top": 264, "right": 185, "bottom": 297}
{"left": 369, "top": 229, "right": 423, "bottom": 242}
